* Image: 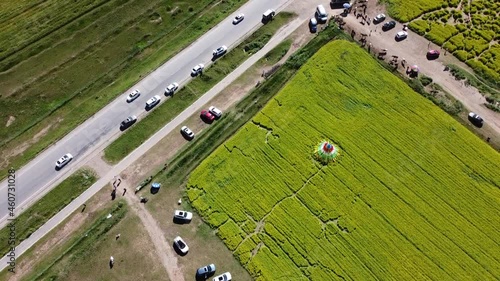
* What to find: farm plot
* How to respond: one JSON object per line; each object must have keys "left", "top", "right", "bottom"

{"left": 387, "top": 0, "right": 499, "bottom": 90}
{"left": 187, "top": 40, "right": 500, "bottom": 280}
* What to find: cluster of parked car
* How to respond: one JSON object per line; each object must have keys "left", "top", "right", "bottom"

{"left": 373, "top": 14, "right": 408, "bottom": 41}
{"left": 172, "top": 210, "right": 231, "bottom": 280}
{"left": 308, "top": 4, "right": 328, "bottom": 33}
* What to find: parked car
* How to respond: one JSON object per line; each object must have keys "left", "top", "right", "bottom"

{"left": 233, "top": 13, "right": 244, "bottom": 24}
{"left": 174, "top": 210, "right": 193, "bottom": 222}
{"left": 395, "top": 31, "right": 408, "bottom": 40}
{"left": 373, "top": 13, "right": 386, "bottom": 23}
{"left": 208, "top": 106, "right": 223, "bottom": 119}
{"left": 191, "top": 64, "right": 205, "bottom": 76}
{"left": 55, "top": 153, "right": 73, "bottom": 170}
{"left": 180, "top": 126, "right": 195, "bottom": 139}
{"left": 309, "top": 18, "right": 318, "bottom": 33}
{"left": 173, "top": 236, "right": 189, "bottom": 254}
{"left": 196, "top": 264, "right": 216, "bottom": 279}
{"left": 120, "top": 115, "right": 137, "bottom": 130}
{"left": 426, "top": 50, "right": 440, "bottom": 59}
{"left": 468, "top": 112, "right": 484, "bottom": 127}
{"left": 262, "top": 9, "right": 275, "bottom": 23}
{"left": 201, "top": 110, "right": 215, "bottom": 122}
{"left": 165, "top": 82, "right": 179, "bottom": 95}
{"left": 382, "top": 20, "right": 396, "bottom": 31}
{"left": 213, "top": 45, "right": 228, "bottom": 58}
{"left": 146, "top": 95, "right": 161, "bottom": 108}
{"left": 126, "top": 89, "right": 141, "bottom": 102}
{"left": 212, "top": 272, "right": 231, "bottom": 281}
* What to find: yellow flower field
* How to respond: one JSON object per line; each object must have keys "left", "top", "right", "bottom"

{"left": 187, "top": 40, "right": 500, "bottom": 280}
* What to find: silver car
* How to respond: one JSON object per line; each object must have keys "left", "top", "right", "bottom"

{"left": 146, "top": 95, "right": 161, "bottom": 108}
{"left": 213, "top": 45, "right": 227, "bottom": 57}
{"left": 126, "top": 89, "right": 141, "bottom": 102}
{"left": 174, "top": 210, "right": 193, "bottom": 222}
{"left": 191, "top": 64, "right": 204, "bottom": 76}
{"left": 173, "top": 236, "right": 189, "bottom": 254}
{"left": 165, "top": 82, "right": 179, "bottom": 95}
{"left": 208, "top": 106, "right": 223, "bottom": 119}
{"left": 180, "top": 126, "right": 195, "bottom": 139}
{"left": 55, "top": 153, "right": 73, "bottom": 170}
{"left": 232, "top": 13, "right": 244, "bottom": 24}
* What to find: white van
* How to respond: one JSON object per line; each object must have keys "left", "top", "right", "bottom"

{"left": 315, "top": 5, "right": 328, "bottom": 23}
{"left": 262, "top": 9, "right": 276, "bottom": 22}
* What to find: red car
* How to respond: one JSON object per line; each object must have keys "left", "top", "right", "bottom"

{"left": 427, "top": 50, "right": 440, "bottom": 59}
{"left": 200, "top": 110, "right": 215, "bottom": 122}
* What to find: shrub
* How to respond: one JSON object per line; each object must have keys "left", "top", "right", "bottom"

{"left": 420, "top": 75, "right": 433, "bottom": 86}
{"left": 454, "top": 50, "right": 468, "bottom": 61}
{"left": 408, "top": 19, "right": 429, "bottom": 35}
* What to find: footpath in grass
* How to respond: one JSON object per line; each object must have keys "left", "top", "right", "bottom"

{"left": 0, "top": 168, "right": 97, "bottom": 257}
{"left": 10, "top": 202, "right": 164, "bottom": 281}
{"left": 0, "top": 0, "right": 247, "bottom": 178}
{"left": 104, "top": 12, "right": 296, "bottom": 163}
{"left": 186, "top": 39, "right": 500, "bottom": 280}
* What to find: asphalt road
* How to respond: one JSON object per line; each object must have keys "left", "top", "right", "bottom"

{"left": 0, "top": 0, "right": 293, "bottom": 226}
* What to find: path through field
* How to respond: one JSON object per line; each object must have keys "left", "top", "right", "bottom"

{"left": 342, "top": 3, "right": 500, "bottom": 134}
{"left": 123, "top": 183, "right": 185, "bottom": 281}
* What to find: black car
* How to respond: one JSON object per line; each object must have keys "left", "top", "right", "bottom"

{"left": 468, "top": 112, "right": 484, "bottom": 127}
{"left": 120, "top": 115, "right": 137, "bottom": 130}
{"left": 382, "top": 20, "right": 396, "bottom": 31}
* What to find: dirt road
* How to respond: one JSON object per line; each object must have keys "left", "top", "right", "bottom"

{"left": 341, "top": 4, "right": 500, "bottom": 134}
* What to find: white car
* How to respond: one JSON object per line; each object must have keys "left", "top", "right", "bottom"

{"left": 232, "top": 13, "right": 244, "bottom": 24}
{"left": 165, "top": 82, "right": 179, "bottom": 95}
{"left": 173, "top": 236, "right": 189, "bottom": 254}
{"left": 180, "top": 126, "right": 195, "bottom": 139}
{"left": 55, "top": 153, "right": 73, "bottom": 169}
{"left": 374, "top": 13, "right": 386, "bottom": 23}
{"left": 395, "top": 31, "right": 408, "bottom": 40}
{"left": 126, "top": 89, "right": 141, "bottom": 102}
{"left": 213, "top": 45, "right": 227, "bottom": 57}
{"left": 174, "top": 210, "right": 193, "bottom": 222}
{"left": 212, "top": 272, "right": 232, "bottom": 281}
{"left": 191, "top": 64, "right": 204, "bottom": 76}
{"left": 146, "top": 95, "right": 161, "bottom": 108}
{"left": 208, "top": 106, "right": 223, "bottom": 119}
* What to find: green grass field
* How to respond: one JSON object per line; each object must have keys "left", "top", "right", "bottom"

{"left": 0, "top": 0, "right": 246, "bottom": 175}
{"left": 0, "top": 168, "right": 97, "bottom": 257}
{"left": 186, "top": 40, "right": 500, "bottom": 280}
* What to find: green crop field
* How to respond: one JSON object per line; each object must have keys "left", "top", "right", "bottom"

{"left": 187, "top": 40, "right": 500, "bottom": 280}
{"left": 0, "top": 0, "right": 245, "bottom": 175}
{"left": 385, "top": 0, "right": 500, "bottom": 92}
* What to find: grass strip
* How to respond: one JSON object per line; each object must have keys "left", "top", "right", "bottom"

{"left": 104, "top": 12, "right": 296, "bottom": 163}
{"left": 0, "top": 168, "right": 97, "bottom": 256}
{"left": 27, "top": 201, "right": 127, "bottom": 280}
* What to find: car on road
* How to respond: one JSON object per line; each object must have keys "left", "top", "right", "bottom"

{"left": 233, "top": 13, "right": 244, "bottom": 25}
{"left": 395, "top": 31, "right": 408, "bottom": 40}
{"left": 468, "top": 112, "right": 484, "bottom": 126}
{"left": 196, "top": 264, "right": 216, "bottom": 279}
{"left": 165, "top": 82, "right": 179, "bottom": 95}
{"left": 373, "top": 14, "right": 386, "bottom": 23}
{"left": 213, "top": 45, "right": 228, "bottom": 58}
{"left": 55, "top": 153, "right": 73, "bottom": 169}
{"left": 426, "top": 50, "right": 440, "bottom": 59}
{"left": 126, "top": 89, "right": 141, "bottom": 102}
{"left": 208, "top": 106, "right": 223, "bottom": 119}
{"left": 173, "top": 236, "right": 189, "bottom": 254}
{"left": 181, "top": 126, "right": 195, "bottom": 139}
{"left": 174, "top": 210, "right": 193, "bottom": 222}
{"left": 309, "top": 18, "right": 318, "bottom": 33}
{"left": 201, "top": 110, "right": 215, "bottom": 122}
{"left": 120, "top": 115, "right": 137, "bottom": 130}
{"left": 191, "top": 64, "right": 205, "bottom": 76}
{"left": 145, "top": 95, "right": 161, "bottom": 108}
{"left": 382, "top": 20, "right": 396, "bottom": 31}
{"left": 262, "top": 9, "right": 275, "bottom": 23}
{"left": 212, "top": 272, "right": 231, "bottom": 281}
